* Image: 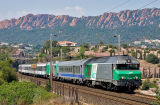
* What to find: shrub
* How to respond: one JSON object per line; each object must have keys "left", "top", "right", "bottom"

{"left": 0, "top": 59, "right": 18, "bottom": 84}
{"left": 146, "top": 54, "right": 159, "bottom": 64}
{"left": 153, "top": 87, "right": 160, "bottom": 105}
{"left": 101, "top": 46, "right": 108, "bottom": 52}
{"left": 0, "top": 81, "right": 56, "bottom": 105}
{"left": 141, "top": 78, "right": 157, "bottom": 90}
{"left": 91, "top": 47, "right": 98, "bottom": 52}
{"left": 121, "top": 44, "right": 128, "bottom": 49}
{"left": 141, "top": 79, "right": 150, "bottom": 90}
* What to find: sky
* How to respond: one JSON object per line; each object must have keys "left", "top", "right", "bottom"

{"left": 0, "top": 0, "right": 160, "bottom": 21}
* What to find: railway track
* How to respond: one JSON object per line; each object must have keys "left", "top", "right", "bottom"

{"left": 18, "top": 73, "right": 156, "bottom": 105}
{"left": 55, "top": 81, "right": 155, "bottom": 105}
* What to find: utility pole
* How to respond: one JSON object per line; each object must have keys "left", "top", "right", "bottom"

{"left": 118, "top": 35, "right": 120, "bottom": 55}
{"left": 114, "top": 34, "right": 120, "bottom": 55}
{"left": 60, "top": 49, "right": 62, "bottom": 61}
{"left": 50, "top": 33, "right": 53, "bottom": 91}
{"left": 28, "top": 53, "right": 29, "bottom": 64}
{"left": 50, "top": 34, "right": 57, "bottom": 91}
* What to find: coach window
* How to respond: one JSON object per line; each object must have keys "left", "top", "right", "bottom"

{"left": 43, "top": 66, "right": 46, "bottom": 71}
{"left": 65, "top": 66, "right": 67, "bottom": 72}
{"left": 61, "top": 66, "right": 65, "bottom": 72}
{"left": 71, "top": 67, "right": 73, "bottom": 72}
{"left": 61, "top": 66, "right": 63, "bottom": 72}
{"left": 63, "top": 66, "right": 65, "bottom": 72}
{"left": 62, "top": 66, "right": 63, "bottom": 72}
{"left": 59, "top": 66, "right": 61, "bottom": 72}
{"left": 61, "top": 66, "right": 62, "bottom": 72}
{"left": 77, "top": 66, "right": 80, "bottom": 74}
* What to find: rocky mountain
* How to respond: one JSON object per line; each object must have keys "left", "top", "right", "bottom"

{"left": 0, "top": 8, "right": 160, "bottom": 30}
{"left": 0, "top": 8, "right": 160, "bottom": 45}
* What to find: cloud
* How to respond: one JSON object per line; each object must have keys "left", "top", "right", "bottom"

{"left": 50, "top": 6, "right": 85, "bottom": 17}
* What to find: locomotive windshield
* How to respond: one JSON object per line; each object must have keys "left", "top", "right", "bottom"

{"left": 116, "top": 64, "right": 139, "bottom": 70}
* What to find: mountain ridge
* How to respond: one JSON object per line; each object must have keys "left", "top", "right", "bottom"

{"left": 0, "top": 8, "right": 160, "bottom": 30}
{"left": 0, "top": 8, "right": 160, "bottom": 45}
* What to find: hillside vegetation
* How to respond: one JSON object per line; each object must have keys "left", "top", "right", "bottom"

{"left": 0, "top": 8, "right": 160, "bottom": 45}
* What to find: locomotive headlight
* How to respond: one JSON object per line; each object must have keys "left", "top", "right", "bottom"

{"left": 134, "top": 77, "right": 138, "bottom": 79}
{"left": 122, "top": 77, "right": 126, "bottom": 79}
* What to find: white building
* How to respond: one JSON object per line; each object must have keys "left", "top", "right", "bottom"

{"left": 58, "top": 41, "right": 77, "bottom": 46}
{"left": 141, "top": 45, "right": 147, "bottom": 48}
{"left": 144, "top": 39, "right": 152, "bottom": 44}
{"left": 0, "top": 42, "right": 9, "bottom": 46}
{"left": 151, "top": 39, "right": 160, "bottom": 43}
{"left": 134, "top": 41, "right": 141, "bottom": 45}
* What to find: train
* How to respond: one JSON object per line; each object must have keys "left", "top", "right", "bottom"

{"left": 18, "top": 55, "right": 142, "bottom": 92}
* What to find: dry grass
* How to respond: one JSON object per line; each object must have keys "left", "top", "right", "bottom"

{"left": 32, "top": 97, "right": 95, "bottom": 105}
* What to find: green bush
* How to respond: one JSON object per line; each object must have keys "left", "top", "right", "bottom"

{"left": 0, "top": 59, "right": 18, "bottom": 84}
{"left": 101, "top": 46, "right": 108, "bottom": 52}
{"left": 0, "top": 81, "right": 56, "bottom": 105}
{"left": 153, "top": 87, "right": 160, "bottom": 105}
{"left": 121, "top": 44, "right": 128, "bottom": 49}
{"left": 141, "top": 78, "right": 157, "bottom": 90}
{"left": 146, "top": 54, "right": 159, "bottom": 64}
{"left": 91, "top": 47, "right": 98, "bottom": 52}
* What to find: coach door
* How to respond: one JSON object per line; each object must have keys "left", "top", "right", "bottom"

{"left": 73, "top": 66, "right": 75, "bottom": 77}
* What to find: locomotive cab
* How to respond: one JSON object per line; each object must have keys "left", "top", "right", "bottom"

{"left": 112, "top": 57, "right": 142, "bottom": 90}
{"left": 113, "top": 64, "right": 141, "bottom": 80}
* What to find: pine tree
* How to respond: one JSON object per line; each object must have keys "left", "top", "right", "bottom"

{"left": 148, "top": 66, "right": 151, "bottom": 78}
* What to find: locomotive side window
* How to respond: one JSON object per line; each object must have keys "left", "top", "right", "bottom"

{"left": 117, "top": 64, "right": 139, "bottom": 70}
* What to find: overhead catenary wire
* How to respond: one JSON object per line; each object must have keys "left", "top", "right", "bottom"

{"left": 106, "top": 0, "right": 159, "bottom": 13}
{"left": 139, "top": 0, "right": 159, "bottom": 9}
{"left": 106, "top": 0, "right": 131, "bottom": 13}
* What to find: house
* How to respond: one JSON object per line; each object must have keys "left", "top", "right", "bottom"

{"left": 58, "top": 41, "right": 77, "bottom": 46}
{"left": 11, "top": 49, "right": 26, "bottom": 58}
{"left": 133, "top": 41, "right": 141, "bottom": 45}
{"left": 0, "top": 42, "right": 9, "bottom": 46}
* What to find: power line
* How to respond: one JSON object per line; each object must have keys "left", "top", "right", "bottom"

{"left": 139, "top": 0, "right": 159, "bottom": 9}
{"left": 107, "top": 0, "right": 131, "bottom": 13}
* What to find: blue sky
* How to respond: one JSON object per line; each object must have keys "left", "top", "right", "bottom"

{"left": 0, "top": 0, "right": 160, "bottom": 21}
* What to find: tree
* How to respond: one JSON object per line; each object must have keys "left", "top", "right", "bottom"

{"left": 138, "top": 51, "right": 142, "bottom": 60}
{"left": 42, "top": 40, "right": 59, "bottom": 50}
{"left": 135, "top": 49, "right": 138, "bottom": 59}
{"left": 79, "top": 46, "right": 86, "bottom": 59}
{"left": 157, "top": 50, "right": 160, "bottom": 57}
{"left": 109, "top": 49, "right": 115, "bottom": 56}
{"left": 146, "top": 54, "right": 159, "bottom": 64}
{"left": 99, "top": 40, "right": 104, "bottom": 46}
{"left": 0, "top": 59, "right": 17, "bottom": 85}
{"left": 0, "top": 54, "right": 9, "bottom": 61}
{"left": 101, "top": 46, "right": 108, "bottom": 52}
{"left": 80, "top": 43, "right": 89, "bottom": 51}
{"left": 121, "top": 44, "right": 128, "bottom": 49}
{"left": 143, "top": 51, "right": 146, "bottom": 60}
{"left": 131, "top": 51, "right": 136, "bottom": 58}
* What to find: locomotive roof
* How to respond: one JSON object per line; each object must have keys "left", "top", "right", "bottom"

{"left": 85, "top": 55, "right": 139, "bottom": 64}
